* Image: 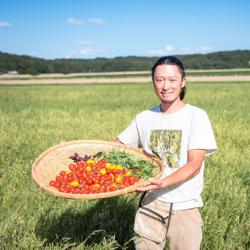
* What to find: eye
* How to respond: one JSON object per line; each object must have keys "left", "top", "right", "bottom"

{"left": 155, "top": 78, "right": 164, "bottom": 84}
{"left": 169, "top": 78, "right": 177, "bottom": 83}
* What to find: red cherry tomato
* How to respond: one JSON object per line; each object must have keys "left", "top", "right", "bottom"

{"left": 69, "top": 164, "right": 77, "bottom": 172}
{"left": 50, "top": 180, "right": 55, "bottom": 186}
{"left": 50, "top": 157, "right": 142, "bottom": 194}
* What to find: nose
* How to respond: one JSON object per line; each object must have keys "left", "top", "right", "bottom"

{"left": 162, "top": 80, "right": 171, "bottom": 88}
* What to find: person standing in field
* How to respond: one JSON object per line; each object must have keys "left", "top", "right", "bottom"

{"left": 117, "top": 56, "right": 217, "bottom": 250}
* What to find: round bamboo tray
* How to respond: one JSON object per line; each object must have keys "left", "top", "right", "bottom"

{"left": 32, "top": 140, "right": 163, "bottom": 199}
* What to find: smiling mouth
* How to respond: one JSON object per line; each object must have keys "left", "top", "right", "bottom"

{"left": 161, "top": 92, "right": 173, "bottom": 95}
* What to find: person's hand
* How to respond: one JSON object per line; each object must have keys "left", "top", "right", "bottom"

{"left": 136, "top": 177, "right": 166, "bottom": 192}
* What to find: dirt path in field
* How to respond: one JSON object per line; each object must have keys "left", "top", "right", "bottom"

{"left": 1, "top": 75, "right": 250, "bottom": 85}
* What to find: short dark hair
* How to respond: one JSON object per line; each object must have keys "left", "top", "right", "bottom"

{"left": 151, "top": 56, "right": 186, "bottom": 100}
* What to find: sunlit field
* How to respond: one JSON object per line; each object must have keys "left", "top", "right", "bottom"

{"left": 0, "top": 81, "right": 249, "bottom": 249}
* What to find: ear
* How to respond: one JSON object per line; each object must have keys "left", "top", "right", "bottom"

{"left": 181, "top": 77, "right": 186, "bottom": 88}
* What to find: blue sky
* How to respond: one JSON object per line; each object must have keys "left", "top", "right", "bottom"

{"left": 0, "top": 0, "right": 250, "bottom": 59}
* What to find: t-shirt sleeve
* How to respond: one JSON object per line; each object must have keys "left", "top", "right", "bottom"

{"left": 117, "top": 117, "right": 141, "bottom": 148}
{"left": 188, "top": 109, "right": 217, "bottom": 155}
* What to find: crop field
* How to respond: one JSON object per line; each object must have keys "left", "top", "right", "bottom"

{"left": 2, "top": 70, "right": 250, "bottom": 80}
{"left": 1, "top": 69, "right": 250, "bottom": 85}
{"left": 0, "top": 78, "right": 249, "bottom": 249}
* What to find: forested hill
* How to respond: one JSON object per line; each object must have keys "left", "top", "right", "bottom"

{"left": 1, "top": 50, "right": 250, "bottom": 74}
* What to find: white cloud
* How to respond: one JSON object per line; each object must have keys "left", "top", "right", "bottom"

{"left": 87, "top": 18, "right": 105, "bottom": 25}
{"left": 0, "top": 21, "right": 12, "bottom": 28}
{"left": 80, "top": 48, "right": 105, "bottom": 56}
{"left": 164, "top": 44, "right": 175, "bottom": 52}
{"left": 180, "top": 47, "right": 192, "bottom": 53}
{"left": 66, "top": 17, "right": 105, "bottom": 26}
{"left": 198, "top": 46, "right": 214, "bottom": 53}
{"left": 146, "top": 44, "right": 175, "bottom": 56}
{"left": 78, "top": 40, "right": 95, "bottom": 45}
{"left": 63, "top": 50, "right": 77, "bottom": 59}
{"left": 146, "top": 49, "right": 163, "bottom": 57}
{"left": 66, "top": 17, "right": 85, "bottom": 25}
{"left": 146, "top": 44, "right": 215, "bottom": 56}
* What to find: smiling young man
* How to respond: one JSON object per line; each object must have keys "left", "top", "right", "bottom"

{"left": 117, "top": 56, "right": 217, "bottom": 250}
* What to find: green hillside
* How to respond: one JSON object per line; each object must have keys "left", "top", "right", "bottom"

{"left": 0, "top": 50, "right": 250, "bottom": 75}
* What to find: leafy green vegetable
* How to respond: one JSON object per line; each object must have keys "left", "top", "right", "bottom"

{"left": 100, "top": 150, "right": 156, "bottom": 179}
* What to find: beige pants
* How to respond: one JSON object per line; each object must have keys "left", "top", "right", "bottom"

{"left": 134, "top": 193, "right": 203, "bottom": 250}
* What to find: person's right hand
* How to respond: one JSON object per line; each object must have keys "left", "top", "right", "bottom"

{"left": 137, "top": 177, "right": 166, "bottom": 192}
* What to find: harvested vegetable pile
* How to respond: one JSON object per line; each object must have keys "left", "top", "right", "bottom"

{"left": 49, "top": 150, "right": 154, "bottom": 194}
{"left": 32, "top": 140, "right": 163, "bottom": 199}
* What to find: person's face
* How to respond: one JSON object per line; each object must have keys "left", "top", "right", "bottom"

{"left": 153, "top": 64, "right": 186, "bottom": 105}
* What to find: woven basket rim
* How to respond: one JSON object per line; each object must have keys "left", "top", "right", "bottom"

{"left": 32, "top": 140, "right": 163, "bottom": 199}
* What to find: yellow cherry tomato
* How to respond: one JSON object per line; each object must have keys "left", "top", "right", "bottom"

{"left": 125, "top": 170, "right": 132, "bottom": 176}
{"left": 86, "top": 159, "right": 96, "bottom": 165}
{"left": 93, "top": 184, "right": 100, "bottom": 189}
{"left": 111, "top": 183, "right": 118, "bottom": 189}
{"left": 115, "top": 176, "right": 122, "bottom": 183}
{"left": 70, "top": 180, "right": 79, "bottom": 187}
{"left": 99, "top": 168, "right": 107, "bottom": 175}
{"left": 86, "top": 166, "right": 92, "bottom": 172}
{"left": 116, "top": 164, "right": 123, "bottom": 170}
{"left": 106, "top": 163, "right": 115, "bottom": 170}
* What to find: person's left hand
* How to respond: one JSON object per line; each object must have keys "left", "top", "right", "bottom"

{"left": 136, "top": 177, "right": 166, "bottom": 192}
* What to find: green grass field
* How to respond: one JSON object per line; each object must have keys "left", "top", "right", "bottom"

{"left": 0, "top": 82, "right": 249, "bottom": 249}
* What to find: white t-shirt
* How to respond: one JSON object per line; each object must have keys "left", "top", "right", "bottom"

{"left": 118, "top": 104, "right": 217, "bottom": 210}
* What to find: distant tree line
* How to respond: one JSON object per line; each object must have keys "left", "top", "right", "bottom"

{"left": 0, "top": 50, "right": 250, "bottom": 75}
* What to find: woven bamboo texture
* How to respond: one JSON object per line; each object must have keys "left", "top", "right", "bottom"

{"left": 32, "top": 140, "right": 163, "bottom": 199}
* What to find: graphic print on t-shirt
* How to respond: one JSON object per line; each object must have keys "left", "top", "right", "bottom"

{"left": 150, "top": 130, "right": 182, "bottom": 168}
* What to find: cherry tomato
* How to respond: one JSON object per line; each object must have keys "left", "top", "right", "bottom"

{"left": 76, "top": 161, "right": 85, "bottom": 168}
{"left": 54, "top": 181, "right": 61, "bottom": 188}
{"left": 50, "top": 180, "right": 55, "bottom": 186}
{"left": 69, "top": 164, "right": 77, "bottom": 172}
{"left": 50, "top": 156, "right": 142, "bottom": 194}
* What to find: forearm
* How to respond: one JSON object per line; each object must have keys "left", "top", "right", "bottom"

{"left": 161, "top": 161, "right": 201, "bottom": 188}
{"left": 137, "top": 149, "right": 205, "bottom": 192}
{"left": 138, "top": 162, "right": 202, "bottom": 191}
